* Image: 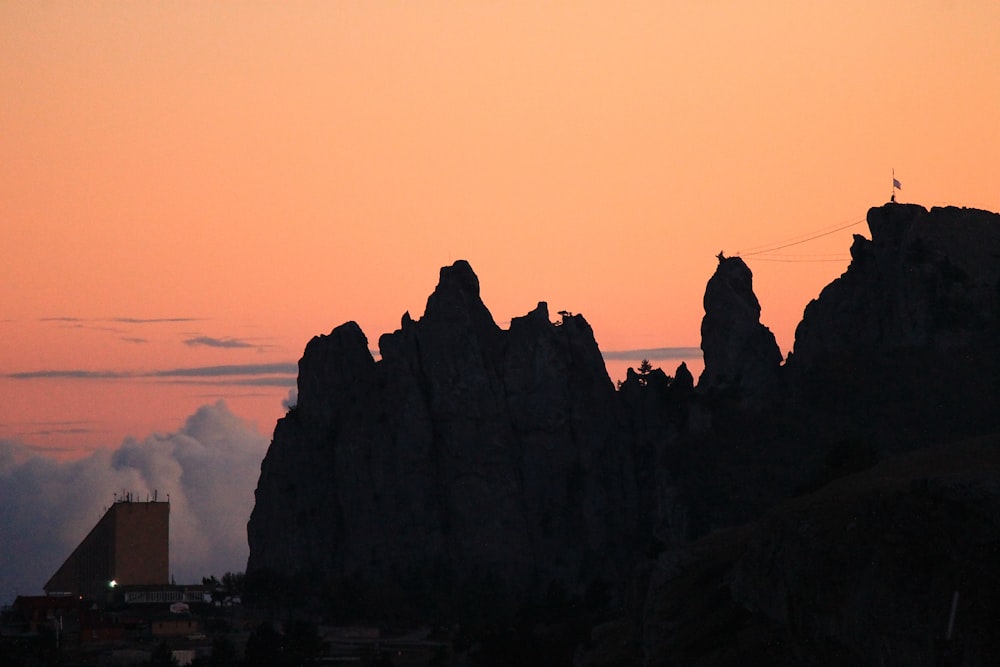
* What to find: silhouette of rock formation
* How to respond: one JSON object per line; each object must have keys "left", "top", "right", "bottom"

{"left": 249, "top": 204, "right": 1000, "bottom": 664}
{"left": 790, "top": 203, "right": 1000, "bottom": 371}
{"left": 247, "top": 261, "right": 650, "bottom": 614}
{"left": 626, "top": 437, "right": 1000, "bottom": 667}
{"left": 610, "top": 204, "right": 1000, "bottom": 666}
{"left": 785, "top": 204, "right": 1000, "bottom": 451}
{"left": 698, "top": 255, "right": 782, "bottom": 400}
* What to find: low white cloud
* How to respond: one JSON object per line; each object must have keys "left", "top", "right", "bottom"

{"left": 0, "top": 402, "right": 268, "bottom": 605}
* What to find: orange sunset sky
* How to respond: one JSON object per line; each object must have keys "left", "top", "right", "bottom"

{"left": 3, "top": 2, "right": 999, "bottom": 457}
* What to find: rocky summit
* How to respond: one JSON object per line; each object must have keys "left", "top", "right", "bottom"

{"left": 785, "top": 204, "right": 1000, "bottom": 452}
{"left": 247, "top": 260, "right": 653, "bottom": 617}
{"left": 698, "top": 254, "right": 782, "bottom": 401}
{"left": 248, "top": 204, "right": 1000, "bottom": 665}
{"left": 790, "top": 203, "right": 1000, "bottom": 370}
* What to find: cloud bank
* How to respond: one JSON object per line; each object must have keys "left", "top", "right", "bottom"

{"left": 601, "top": 346, "right": 703, "bottom": 361}
{"left": 184, "top": 336, "right": 256, "bottom": 349}
{"left": 40, "top": 317, "right": 201, "bottom": 324}
{"left": 0, "top": 402, "right": 269, "bottom": 605}
{"left": 8, "top": 362, "right": 297, "bottom": 382}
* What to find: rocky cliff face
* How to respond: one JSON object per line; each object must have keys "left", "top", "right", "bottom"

{"left": 790, "top": 204, "right": 1000, "bottom": 370}
{"left": 784, "top": 204, "right": 1000, "bottom": 450}
{"left": 622, "top": 437, "right": 1000, "bottom": 667}
{"left": 248, "top": 203, "right": 1000, "bottom": 664}
{"left": 730, "top": 438, "right": 1000, "bottom": 666}
{"left": 247, "top": 261, "right": 649, "bottom": 613}
{"left": 610, "top": 205, "right": 1000, "bottom": 666}
{"left": 698, "top": 256, "right": 782, "bottom": 400}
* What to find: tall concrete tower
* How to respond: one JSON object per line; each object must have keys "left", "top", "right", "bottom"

{"left": 44, "top": 498, "right": 169, "bottom": 600}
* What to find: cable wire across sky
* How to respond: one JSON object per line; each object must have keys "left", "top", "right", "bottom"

{"left": 735, "top": 215, "right": 866, "bottom": 262}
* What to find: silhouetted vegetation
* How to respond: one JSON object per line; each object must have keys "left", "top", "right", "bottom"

{"left": 0, "top": 629, "right": 61, "bottom": 667}
{"left": 618, "top": 358, "right": 674, "bottom": 391}
{"left": 243, "top": 568, "right": 313, "bottom": 616}
{"left": 451, "top": 578, "right": 617, "bottom": 666}
{"left": 240, "top": 619, "right": 326, "bottom": 667}
{"left": 208, "top": 636, "right": 238, "bottom": 667}
{"left": 150, "top": 640, "right": 180, "bottom": 667}
{"left": 282, "top": 619, "right": 325, "bottom": 665}
{"left": 244, "top": 622, "right": 282, "bottom": 667}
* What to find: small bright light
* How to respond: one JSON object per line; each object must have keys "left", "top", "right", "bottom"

{"left": 109, "top": 579, "right": 117, "bottom": 588}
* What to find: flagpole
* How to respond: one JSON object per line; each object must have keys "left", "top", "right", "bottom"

{"left": 891, "top": 169, "right": 895, "bottom": 203}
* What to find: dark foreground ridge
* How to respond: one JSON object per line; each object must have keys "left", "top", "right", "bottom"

{"left": 247, "top": 204, "right": 1000, "bottom": 665}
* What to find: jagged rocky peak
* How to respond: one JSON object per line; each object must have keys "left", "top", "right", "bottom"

{"left": 423, "top": 259, "right": 500, "bottom": 333}
{"left": 248, "top": 260, "right": 649, "bottom": 616}
{"left": 295, "top": 321, "right": 375, "bottom": 419}
{"left": 697, "top": 254, "right": 782, "bottom": 400}
{"left": 789, "top": 203, "right": 1000, "bottom": 371}
{"left": 672, "top": 361, "right": 694, "bottom": 396}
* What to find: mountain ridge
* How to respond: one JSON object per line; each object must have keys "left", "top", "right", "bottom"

{"left": 247, "top": 203, "right": 1000, "bottom": 664}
